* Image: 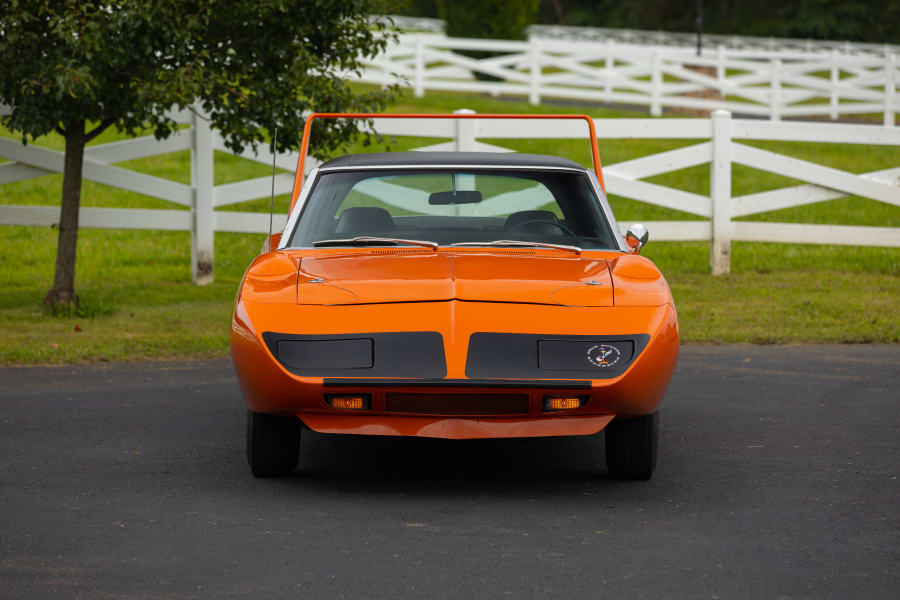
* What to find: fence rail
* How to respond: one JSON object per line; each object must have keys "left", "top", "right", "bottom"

{"left": 380, "top": 15, "right": 900, "bottom": 57}
{"left": 358, "top": 34, "right": 899, "bottom": 125}
{"left": 1, "top": 108, "right": 898, "bottom": 282}
{"left": 0, "top": 107, "right": 303, "bottom": 285}
{"left": 528, "top": 25, "right": 900, "bottom": 56}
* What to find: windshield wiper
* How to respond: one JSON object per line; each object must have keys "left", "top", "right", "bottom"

{"left": 450, "top": 240, "right": 582, "bottom": 254}
{"left": 313, "top": 236, "right": 438, "bottom": 249}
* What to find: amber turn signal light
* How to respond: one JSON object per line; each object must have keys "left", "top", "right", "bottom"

{"left": 326, "top": 394, "right": 371, "bottom": 410}
{"left": 543, "top": 396, "right": 586, "bottom": 411}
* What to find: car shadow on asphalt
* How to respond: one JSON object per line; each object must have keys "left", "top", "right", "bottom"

{"left": 281, "top": 427, "right": 634, "bottom": 495}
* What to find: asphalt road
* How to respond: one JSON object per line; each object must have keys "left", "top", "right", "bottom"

{"left": 1, "top": 345, "right": 897, "bottom": 599}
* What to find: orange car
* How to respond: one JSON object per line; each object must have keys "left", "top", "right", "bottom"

{"left": 231, "top": 114, "right": 678, "bottom": 480}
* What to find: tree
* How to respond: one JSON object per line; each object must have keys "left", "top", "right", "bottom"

{"left": 436, "top": 0, "right": 539, "bottom": 81}
{"left": 438, "top": 0, "right": 538, "bottom": 41}
{"left": 530, "top": 0, "right": 899, "bottom": 44}
{"left": 0, "top": 0, "right": 398, "bottom": 306}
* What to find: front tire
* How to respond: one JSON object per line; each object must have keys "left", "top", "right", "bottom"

{"left": 246, "top": 411, "right": 301, "bottom": 477}
{"left": 605, "top": 412, "right": 658, "bottom": 480}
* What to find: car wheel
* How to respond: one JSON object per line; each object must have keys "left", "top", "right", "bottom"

{"left": 604, "top": 412, "right": 658, "bottom": 480}
{"left": 246, "top": 410, "right": 301, "bottom": 477}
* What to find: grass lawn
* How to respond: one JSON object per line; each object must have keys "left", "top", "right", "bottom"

{"left": 1, "top": 89, "right": 898, "bottom": 364}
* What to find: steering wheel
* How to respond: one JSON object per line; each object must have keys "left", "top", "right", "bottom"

{"left": 507, "top": 219, "right": 577, "bottom": 237}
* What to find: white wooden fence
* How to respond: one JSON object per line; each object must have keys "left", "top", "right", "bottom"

{"left": 528, "top": 25, "right": 900, "bottom": 57}
{"left": 359, "top": 34, "right": 899, "bottom": 125}
{"left": 362, "top": 110, "right": 900, "bottom": 275}
{"left": 1, "top": 109, "right": 898, "bottom": 282}
{"left": 0, "top": 108, "right": 302, "bottom": 285}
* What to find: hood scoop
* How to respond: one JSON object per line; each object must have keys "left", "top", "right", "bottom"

{"left": 298, "top": 253, "right": 613, "bottom": 307}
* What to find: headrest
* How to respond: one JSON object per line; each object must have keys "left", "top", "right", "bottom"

{"left": 334, "top": 206, "right": 395, "bottom": 234}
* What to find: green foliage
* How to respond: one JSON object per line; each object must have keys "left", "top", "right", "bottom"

{"left": 435, "top": 0, "right": 539, "bottom": 81}
{"left": 533, "top": 0, "right": 899, "bottom": 45}
{"left": 0, "top": 0, "right": 400, "bottom": 158}
{"left": 401, "top": 0, "right": 439, "bottom": 18}
{"left": 437, "top": 0, "right": 539, "bottom": 41}
{"left": 404, "top": 1, "right": 896, "bottom": 46}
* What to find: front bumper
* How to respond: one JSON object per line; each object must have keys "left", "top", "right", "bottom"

{"left": 230, "top": 300, "right": 679, "bottom": 439}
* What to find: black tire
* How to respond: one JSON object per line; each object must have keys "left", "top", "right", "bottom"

{"left": 605, "top": 412, "right": 658, "bottom": 480}
{"left": 246, "top": 410, "right": 301, "bottom": 477}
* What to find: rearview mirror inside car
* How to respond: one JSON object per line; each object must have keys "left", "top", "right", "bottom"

{"left": 428, "top": 190, "right": 483, "bottom": 205}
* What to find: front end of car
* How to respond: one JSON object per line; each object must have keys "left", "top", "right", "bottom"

{"left": 231, "top": 249, "right": 678, "bottom": 441}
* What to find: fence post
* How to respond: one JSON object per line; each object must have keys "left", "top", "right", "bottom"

{"left": 830, "top": 49, "right": 839, "bottom": 121}
{"left": 452, "top": 108, "right": 477, "bottom": 215}
{"left": 770, "top": 58, "right": 782, "bottom": 121}
{"left": 710, "top": 109, "right": 733, "bottom": 276}
{"left": 650, "top": 50, "right": 662, "bottom": 116}
{"left": 414, "top": 37, "right": 425, "bottom": 98}
{"left": 716, "top": 45, "right": 726, "bottom": 94}
{"left": 453, "top": 108, "right": 476, "bottom": 151}
{"left": 379, "top": 43, "right": 392, "bottom": 91}
{"left": 529, "top": 40, "right": 542, "bottom": 105}
{"left": 885, "top": 52, "right": 896, "bottom": 128}
{"left": 604, "top": 39, "right": 614, "bottom": 100}
{"left": 190, "top": 107, "right": 214, "bottom": 285}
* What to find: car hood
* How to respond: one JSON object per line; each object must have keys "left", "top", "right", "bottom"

{"left": 296, "top": 251, "right": 614, "bottom": 306}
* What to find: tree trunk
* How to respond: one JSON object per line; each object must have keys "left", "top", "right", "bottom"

{"left": 44, "top": 120, "right": 86, "bottom": 307}
{"left": 550, "top": 0, "right": 566, "bottom": 25}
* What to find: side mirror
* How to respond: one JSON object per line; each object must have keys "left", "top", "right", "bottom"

{"left": 624, "top": 224, "right": 649, "bottom": 254}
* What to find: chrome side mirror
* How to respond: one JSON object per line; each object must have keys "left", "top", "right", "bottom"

{"left": 624, "top": 223, "right": 649, "bottom": 254}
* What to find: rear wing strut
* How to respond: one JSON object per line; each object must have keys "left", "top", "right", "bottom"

{"left": 290, "top": 113, "right": 604, "bottom": 212}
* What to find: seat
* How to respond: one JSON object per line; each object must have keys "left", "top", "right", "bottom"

{"left": 334, "top": 207, "right": 395, "bottom": 235}
{"left": 503, "top": 210, "right": 562, "bottom": 235}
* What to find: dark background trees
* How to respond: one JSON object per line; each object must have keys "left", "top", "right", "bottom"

{"left": 437, "top": 0, "right": 539, "bottom": 41}
{"left": 0, "top": 0, "right": 397, "bottom": 307}
{"left": 435, "top": 0, "right": 540, "bottom": 80}
{"left": 404, "top": 0, "right": 898, "bottom": 44}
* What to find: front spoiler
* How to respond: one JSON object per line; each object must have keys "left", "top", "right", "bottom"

{"left": 299, "top": 413, "right": 615, "bottom": 439}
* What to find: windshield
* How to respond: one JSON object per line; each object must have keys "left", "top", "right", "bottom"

{"left": 286, "top": 169, "right": 619, "bottom": 250}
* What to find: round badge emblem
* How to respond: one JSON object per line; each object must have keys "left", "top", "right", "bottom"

{"left": 586, "top": 344, "right": 621, "bottom": 368}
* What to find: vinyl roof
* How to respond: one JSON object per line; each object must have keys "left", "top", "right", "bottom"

{"left": 319, "top": 151, "right": 586, "bottom": 170}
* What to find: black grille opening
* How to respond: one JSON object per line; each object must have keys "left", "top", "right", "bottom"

{"left": 385, "top": 392, "right": 530, "bottom": 415}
